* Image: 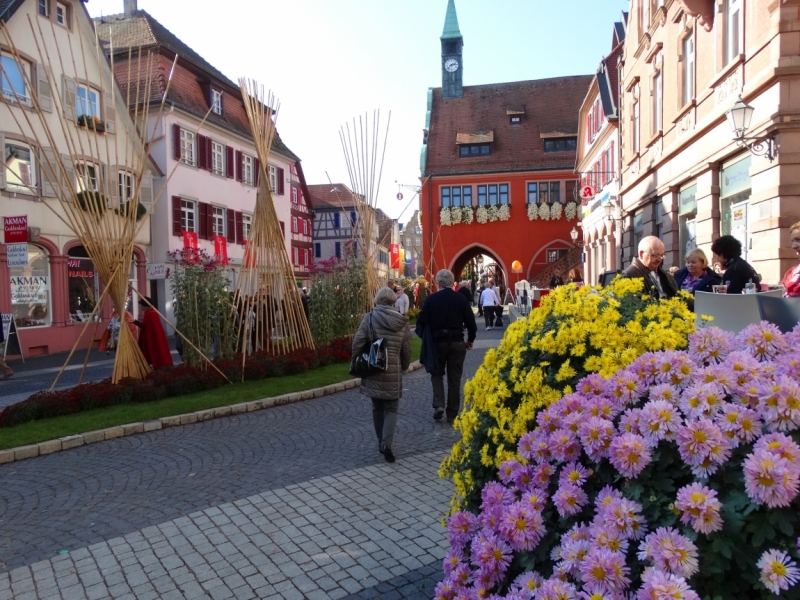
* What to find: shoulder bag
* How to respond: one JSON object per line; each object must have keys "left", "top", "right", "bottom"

{"left": 349, "top": 313, "right": 388, "bottom": 378}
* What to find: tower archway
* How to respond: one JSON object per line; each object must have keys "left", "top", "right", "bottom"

{"left": 448, "top": 242, "right": 508, "bottom": 294}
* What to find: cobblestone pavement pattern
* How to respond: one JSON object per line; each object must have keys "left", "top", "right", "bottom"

{"left": 0, "top": 326, "right": 504, "bottom": 599}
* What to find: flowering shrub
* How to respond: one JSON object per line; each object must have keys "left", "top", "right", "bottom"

{"left": 439, "top": 278, "right": 695, "bottom": 513}
{"left": 0, "top": 337, "right": 353, "bottom": 428}
{"left": 437, "top": 322, "right": 800, "bottom": 599}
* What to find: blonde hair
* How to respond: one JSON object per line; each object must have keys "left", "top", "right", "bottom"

{"left": 685, "top": 248, "right": 708, "bottom": 268}
{"left": 790, "top": 221, "right": 800, "bottom": 234}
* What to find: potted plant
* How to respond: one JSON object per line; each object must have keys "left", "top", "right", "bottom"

{"left": 77, "top": 114, "right": 106, "bottom": 132}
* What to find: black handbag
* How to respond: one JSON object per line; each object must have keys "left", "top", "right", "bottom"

{"left": 349, "top": 313, "right": 388, "bottom": 378}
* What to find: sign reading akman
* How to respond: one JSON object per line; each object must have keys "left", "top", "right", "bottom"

{"left": 10, "top": 276, "right": 49, "bottom": 304}
{"left": 3, "top": 216, "right": 28, "bottom": 244}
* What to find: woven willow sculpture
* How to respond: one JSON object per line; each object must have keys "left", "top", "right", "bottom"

{"left": 339, "top": 111, "right": 391, "bottom": 312}
{"left": 232, "top": 80, "right": 313, "bottom": 369}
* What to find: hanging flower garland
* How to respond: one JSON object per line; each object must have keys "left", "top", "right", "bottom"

{"left": 476, "top": 206, "right": 489, "bottom": 224}
{"left": 527, "top": 203, "right": 539, "bottom": 221}
{"left": 550, "top": 202, "right": 563, "bottom": 220}
{"left": 497, "top": 205, "right": 510, "bottom": 221}
{"left": 440, "top": 207, "right": 452, "bottom": 226}
{"left": 564, "top": 201, "right": 578, "bottom": 221}
{"left": 538, "top": 203, "right": 551, "bottom": 220}
{"left": 461, "top": 206, "right": 474, "bottom": 225}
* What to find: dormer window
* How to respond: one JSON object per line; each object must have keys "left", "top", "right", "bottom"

{"left": 456, "top": 131, "right": 493, "bottom": 158}
{"left": 544, "top": 137, "right": 577, "bottom": 152}
{"left": 211, "top": 89, "right": 223, "bottom": 115}
{"left": 459, "top": 144, "right": 490, "bottom": 157}
{"left": 510, "top": 116, "right": 521, "bottom": 125}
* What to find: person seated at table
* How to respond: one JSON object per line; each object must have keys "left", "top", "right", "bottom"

{"left": 711, "top": 235, "right": 761, "bottom": 294}
{"left": 780, "top": 220, "right": 800, "bottom": 297}
{"left": 673, "top": 248, "right": 721, "bottom": 310}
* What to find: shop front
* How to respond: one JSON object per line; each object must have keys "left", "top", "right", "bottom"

{"left": 719, "top": 154, "right": 752, "bottom": 262}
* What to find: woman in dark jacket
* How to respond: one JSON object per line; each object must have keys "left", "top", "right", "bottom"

{"left": 674, "top": 248, "right": 721, "bottom": 310}
{"left": 352, "top": 287, "right": 412, "bottom": 463}
{"left": 711, "top": 235, "right": 761, "bottom": 294}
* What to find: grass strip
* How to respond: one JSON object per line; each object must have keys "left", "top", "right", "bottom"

{"left": 0, "top": 337, "right": 421, "bottom": 450}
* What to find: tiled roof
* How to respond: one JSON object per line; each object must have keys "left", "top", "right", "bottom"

{"left": 307, "top": 183, "right": 363, "bottom": 210}
{"left": 424, "top": 75, "right": 594, "bottom": 176}
{"left": 0, "top": 0, "right": 22, "bottom": 21}
{"left": 598, "top": 41, "right": 623, "bottom": 120}
{"left": 377, "top": 219, "right": 394, "bottom": 246}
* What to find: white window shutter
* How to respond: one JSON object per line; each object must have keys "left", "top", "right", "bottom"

{"left": 61, "top": 153, "right": 75, "bottom": 195}
{"left": 109, "top": 165, "right": 119, "bottom": 204}
{"left": 139, "top": 171, "right": 153, "bottom": 205}
{"left": 62, "top": 75, "right": 76, "bottom": 120}
{"left": 0, "top": 132, "right": 5, "bottom": 189}
{"left": 104, "top": 92, "right": 115, "bottom": 134}
{"left": 40, "top": 147, "right": 59, "bottom": 197}
{"left": 36, "top": 64, "right": 52, "bottom": 113}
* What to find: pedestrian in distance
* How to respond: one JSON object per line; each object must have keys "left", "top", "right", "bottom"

{"left": 567, "top": 268, "right": 583, "bottom": 285}
{"left": 134, "top": 297, "right": 174, "bottom": 369}
{"left": 457, "top": 280, "right": 473, "bottom": 305}
{"left": 479, "top": 279, "right": 501, "bottom": 330}
{"left": 353, "top": 287, "right": 412, "bottom": 463}
{"left": 394, "top": 286, "right": 409, "bottom": 315}
{"left": 622, "top": 236, "right": 679, "bottom": 299}
{"left": 549, "top": 268, "right": 565, "bottom": 289}
{"left": 477, "top": 280, "right": 486, "bottom": 317}
{"left": 780, "top": 221, "right": 800, "bottom": 297}
{"left": 711, "top": 235, "right": 762, "bottom": 294}
{"left": 300, "top": 287, "right": 310, "bottom": 321}
{"left": 0, "top": 321, "right": 13, "bottom": 380}
{"left": 416, "top": 269, "right": 477, "bottom": 423}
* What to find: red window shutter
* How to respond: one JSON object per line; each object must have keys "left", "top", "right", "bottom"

{"left": 277, "top": 168, "right": 284, "bottom": 195}
{"left": 197, "top": 135, "right": 207, "bottom": 170}
{"left": 173, "top": 124, "right": 181, "bottom": 161}
{"left": 206, "top": 138, "right": 213, "bottom": 171}
{"left": 199, "top": 202, "right": 209, "bottom": 240}
{"left": 172, "top": 196, "right": 182, "bottom": 236}
{"left": 226, "top": 146, "right": 234, "bottom": 178}
{"left": 610, "top": 141, "right": 616, "bottom": 178}
{"left": 235, "top": 151, "right": 243, "bottom": 182}
{"left": 254, "top": 158, "right": 260, "bottom": 187}
{"left": 601, "top": 152, "right": 606, "bottom": 187}
{"left": 206, "top": 205, "right": 214, "bottom": 238}
{"left": 226, "top": 208, "right": 235, "bottom": 243}
{"left": 235, "top": 211, "right": 244, "bottom": 244}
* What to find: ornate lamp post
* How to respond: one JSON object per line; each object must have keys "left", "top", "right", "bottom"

{"left": 570, "top": 226, "right": 583, "bottom": 247}
{"left": 725, "top": 96, "right": 778, "bottom": 162}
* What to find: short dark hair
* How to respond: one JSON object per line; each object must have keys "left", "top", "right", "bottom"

{"left": 710, "top": 235, "right": 742, "bottom": 260}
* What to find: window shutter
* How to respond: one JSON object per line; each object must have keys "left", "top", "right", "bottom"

{"left": 39, "top": 147, "right": 58, "bottom": 197}
{"left": 226, "top": 208, "right": 235, "bottom": 243}
{"left": 0, "top": 133, "right": 4, "bottom": 189}
{"left": 104, "top": 92, "right": 115, "bottom": 134}
{"left": 199, "top": 202, "right": 209, "bottom": 240}
{"left": 62, "top": 75, "right": 76, "bottom": 120}
{"left": 254, "top": 158, "right": 260, "bottom": 187}
{"left": 206, "top": 138, "right": 213, "bottom": 170}
{"left": 36, "top": 64, "right": 52, "bottom": 113}
{"left": 61, "top": 153, "right": 75, "bottom": 192}
{"left": 172, "top": 196, "right": 182, "bottom": 236}
{"left": 235, "top": 211, "right": 244, "bottom": 244}
{"left": 226, "top": 146, "right": 234, "bottom": 178}
{"left": 108, "top": 165, "right": 118, "bottom": 201}
{"left": 173, "top": 124, "right": 182, "bottom": 161}
{"left": 610, "top": 141, "right": 615, "bottom": 178}
{"left": 235, "top": 151, "right": 242, "bottom": 181}
{"left": 601, "top": 152, "right": 606, "bottom": 188}
{"left": 206, "top": 204, "right": 214, "bottom": 238}
{"left": 280, "top": 221, "right": 285, "bottom": 239}
{"left": 277, "top": 168, "right": 284, "bottom": 195}
{"left": 197, "top": 135, "right": 207, "bottom": 170}
{"left": 139, "top": 172, "right": 153, "bottom": 206}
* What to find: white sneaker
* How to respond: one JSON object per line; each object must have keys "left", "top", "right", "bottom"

{"left": 485, "top": 326, "right": 492, "bottom": 331}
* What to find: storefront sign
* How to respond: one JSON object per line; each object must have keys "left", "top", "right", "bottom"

{"left": 390, "top": 243, "right": 400, "bottom": 270}
{"left": 67, "top": 258, "right": 94, "bottom": 279}
{"left": 147, "top": 263, "right": 168, "bottom": 280}
{"left": 6, "top": 243, "right": 29, "bottom": 267}
{"left": 213, "top": 235, "right": 229, "bottom": 265}
{"left": 10, "top": 275, "right": 49, "bottom": 304}
{"left": 3, "top": 215, "right": 28, "bottom": 244}
{"left": 721, "top": 154, "right": 752, "bottom": 198}
{"left": 679, "top": 183, "right": 697, "bottom": 216}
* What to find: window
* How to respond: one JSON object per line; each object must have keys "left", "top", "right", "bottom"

{"left": 527, "top": 182, "right": 538, "bottom": 204}
{"left": 212, "top": 206, "right": 225, "bottom": 237}
{"left": 242, "top": 213, "right": 252, "bottom": 240}
{"left": 655, "top": 198, "right": 664, "bottom": 240}
{"left": 682, "top": 33, "right": 695, "bottom": 106}
{"left": 181, "top": 199, "right": 196, "bottom": 232}
{"left": 547, "top": 249, "right": 566, "bottom": 263}
{"left": 335, "top": 241, "right": 341, "bottom": 259}
{"left": 510, "top": 116, "right": 521, "bottom": 125}
{"left": 632, "top": 94, "right": 640, "bottom": 154}
{"left": 211, "top": 89, "right": 223, "bottom": 115}
{"left": 415, "top": 238, "right": 421, "bottom": 247}
{"left": 75, "top": 162, "right": 99, "bottom": 193}
{"left": 67, "top": 246, "right": 98, "bottom": 324}
{"left": 10, "top": 244, "right": 51, "bottom": 328}
{"left": 652, "top": 70, "right": 662, "bottom": 134}
{"left": 4, "top": 141, "right": 36, "bottom": 194}
{"left": 633, "top": 209, "right": 644, "bottom": 258}
{"left": 314, "top": 243, "right": 321, "bottom": 258}
{"left": 118, "top": 171, "right": 134, "bottom": 202}
{"left": 268, "top": 164, "right": 278, "bottom": 192}
{"left": 566, "top": 180, "right": 578, "bottom": 203}
{"left": 333, "top": 212, "right": 341, "bottom": 229}
{"left": 293, "top": 247, "right": 299, "bottom": 265}
{"left": 475, "top": 184, "right": 509, "bottom": 206}
{"left": 499, "top": 184, "right": 509, "bottom": 205}
{"left": 179, "top": 128, "right": 195, "bottom": 166}
{"left": 292, "top": 187, "right": 298, "bottom": 204}
{"left": 292, "top": 217, "right": 298, "bottom": 233}
{"left": 303, "top": 219, "right": 308, "bottom": 236}
{"left": 725, "top": 0, "right": 742, "bottom": 65}
{"left": 350, "top": 211, "right": 357, "bottom": 227}
{"left": 56, "top": 1, "right": 68, "bottom": 26}
{"left": 211, "top": 141, "right": 225, "bottom": 176}
{"left": 458, "top": 144, "right": 491, "bottom": 157}
{"left": 1, "top": 52, "right": 31, "bottom": 104}
{"left": 242, "top": 154, "right": 254, "bottom": 186}
{"left": 38, "top": 0, "right": 49, "bottom": 16}
{"left": 544, "top": 138, "right": 577, "bottom": 152}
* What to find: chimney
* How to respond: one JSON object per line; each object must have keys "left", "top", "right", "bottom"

{"left": 124, "top": 0, "right": 137, "bottom": 16}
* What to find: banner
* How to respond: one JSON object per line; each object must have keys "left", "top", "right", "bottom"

{"left": 182, "top": 231, "right": 198, "bottom": 249}
{"left": 10, "top": 275, "right": 49, "bottom": 304}
{"left": 3, "top": 215, "right": 27, "bottom": 244}
{"left": 390, "top": 243, "right": 400, "bottom": 270}
{"left": 242, "top": 241, "right": 257, "bottom": 268}
{"left": 6, "top": 243, "right": 28, "bottom": 267}
{"left": 212, "top": 235, "right": 228, "bottom": 265}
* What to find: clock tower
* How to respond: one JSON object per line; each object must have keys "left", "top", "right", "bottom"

{"left": 441, "top": 0, "right": 463, "bottom": 99}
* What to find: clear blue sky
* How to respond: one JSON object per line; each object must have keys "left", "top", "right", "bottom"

{"left": 86, "top": 0, "right": 629, "bottom": 221}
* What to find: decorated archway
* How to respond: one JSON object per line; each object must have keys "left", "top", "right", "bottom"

{"left": 449, "top": 243, "right": 508, "bottom": 294}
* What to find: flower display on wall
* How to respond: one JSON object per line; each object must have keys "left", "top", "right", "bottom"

{"left": 476, "top": 206, "right": 489, "bottom": 224}
{"left": 527, "top": 203, "right": 539, "bottom": 221}
{"left": 462, "top": 206, "right": 474, "bottom": 225}
{"left": 497, "top": 205, "right": 510, "bottom": 221}
{"left": 525, "top": 201, "right": 579, "bottom": 222}
{"left": 538, "top": 203, "right": 551, "bottom": 221}
{"left": 550, "top": 202, "right": 563, "bottom": 220}
{"left": 564, "top": 201, "right": 578, "bottom": 221}
{"left": 440, "top": 207, "right": 453, "bottom": 226}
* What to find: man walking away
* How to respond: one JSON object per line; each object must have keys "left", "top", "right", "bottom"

{"left": 622, "top": 236, "right": 678, "bottom": 299}
{"left": 479, "top": 280, "right": 501, "bottom": 330}
{"left": 416, "top": 269, "right": 477, "bottom": 423}
{"left": 477, "top": 280, "right": 486, "bottom": 317}
{"left": 457, "top": 280, "right": 473, "bottom": 305}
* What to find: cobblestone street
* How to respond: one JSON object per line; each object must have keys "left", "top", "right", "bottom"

{"left": 0, "top": 328, "right": 503, "bottom": 599}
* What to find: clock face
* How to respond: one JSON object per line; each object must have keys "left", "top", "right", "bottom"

{"left": 444, "top": 58, "right": 459, "bottom": 73}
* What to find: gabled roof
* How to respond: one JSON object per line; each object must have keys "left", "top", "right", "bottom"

{"left": 377, "top": 218, "right": 394, "bottom": 246}
{"left": 307, "top": 183, "right": 363, "bottom": 210}
{"left": 0, "top": 0, "right": 23, "bottom": 21}
{"left": 424, "top": 75, "right": 593, "bottom": 176}
{"left": 597, "top": 41, "right": 623, "bottom": 120}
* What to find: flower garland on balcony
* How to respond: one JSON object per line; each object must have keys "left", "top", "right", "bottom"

{"left": 525, "top": 201, "right": 579, "bottom": 222}
{"left": 440, "top": 205, "right": 510, "bottom": 226}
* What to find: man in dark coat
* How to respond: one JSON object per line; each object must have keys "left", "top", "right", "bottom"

{"left": 134, "top": 297, "right": 174, "bottom": 369}
{"left": 457, "top": 280, "right": 473, "bottom": 305}
{"left": 416, "top": 269, "right": 477, "bottom": 423}
{"left": 622, "top": 236, "right": 678, "bottom": 299}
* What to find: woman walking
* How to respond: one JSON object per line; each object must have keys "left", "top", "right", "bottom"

{"left": 353, "top": 287, "right": 412, "bottom": 463}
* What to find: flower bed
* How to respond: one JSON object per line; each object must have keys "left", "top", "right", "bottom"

{"left": 439, "top": 279, "right": 695, "bottom": 514}
{"left": 437, "top": 323, "right": 800, "bottom": 599}
{"left": 0, "top": 337, "right": 353, "bottom": 428}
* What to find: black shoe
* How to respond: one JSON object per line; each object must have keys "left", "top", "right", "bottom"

{"left": 433, "top": 408, "right": 444, "bottom": 420}
{"left": 447, "top": 414, "right": 457, "bottom": 424}
{"left": 383, "top": 447, "right": 395, "bottom": 463}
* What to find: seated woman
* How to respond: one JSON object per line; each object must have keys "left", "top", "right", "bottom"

{"left": 711, "top": 235, "right": 761, "bottom": 294}
{"left": 780, "top": 220, "right": 800, "bottom": 297}
{"left": 673, "top": 248, "right": 721, "bottom": 309}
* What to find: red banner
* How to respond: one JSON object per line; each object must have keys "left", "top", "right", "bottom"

{"left": 243, "top": 241, "right": 257, "bottom": 268}
{"left": 3, "top": 216, "right": 27, "bottom": 244}
{"left": 213, "top": 235, "right": 228, "bottom": 265}
{"left": 182, "top": 231, "right": 198, "bottom": 249}
{"left": 390, "top": 243, "right": 400, "bottom": 270}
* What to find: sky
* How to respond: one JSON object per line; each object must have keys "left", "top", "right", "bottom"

{"left": 85, "top": 0, "right": 630, "bottom": 223}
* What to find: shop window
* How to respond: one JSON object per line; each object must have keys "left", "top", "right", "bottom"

{"left": 10, "top": 244, "right": 51, "bottom": 328}
{"left": 4, "top": 140, "right": 36, "bottom": 194}
{"left": 632, "top": 209, "right": 644, "bottom": 261}
{"left": 678, "top": 184, "right": 697, "bottom": 265}
{"left": 720, "top": 154, "right": 752, "bottom": 261}
{"left": 67, "top": 246, "right": 98, "bottom": 323}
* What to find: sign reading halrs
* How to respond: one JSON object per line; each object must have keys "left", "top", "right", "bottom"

{"left": 10, "top": 276, "right": 49, "bottom": 304}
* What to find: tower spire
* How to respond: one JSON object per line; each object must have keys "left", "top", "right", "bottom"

{"left": 440, "top": 0, "right": 463, "bottom": 99}
{"left": 441, "top": 0, "right": 461, "bottom": 40}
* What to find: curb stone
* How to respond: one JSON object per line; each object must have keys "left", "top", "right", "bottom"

{"left": 0, "top": 361, "right": 423, "bottom": 465}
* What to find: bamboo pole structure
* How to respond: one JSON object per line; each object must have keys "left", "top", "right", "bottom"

{"left": 232, "top": 80, "right": 313, "bottom": 376}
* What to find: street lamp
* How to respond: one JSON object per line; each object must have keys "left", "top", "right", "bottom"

{"left": 570, "top": 226, "right": 583, "bottom": 247}
{"left": 725, "top": 96, "right": 777, "bottom": 161}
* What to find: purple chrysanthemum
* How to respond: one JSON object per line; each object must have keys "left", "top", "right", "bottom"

{"left": 559, "top": 462, "right": 590, "bottom": 488}
{"left": 640, "top": 400, "right": 682, "bottom": 444}
{"left": 654, "top": 351, "right": 695, "bottom": 388}
{"left": 609, "top": 432, "right": 652, "bottom": 479}
{"left": 618, "top": 408, "right": 644, "bottom": 436}
{"left": 550, "top": 428, "right": 581, "bottom": 463}
{"left": 481, "top": 481, "right": 513, "bottom": 510}
{"left": 758, "top": 549, "right": 800, "bottom": 595}
{"left": 579, "top": 416, "right": 615, "bottom": 461}
{"left": 579, "top": 547, "right": 630, "bottom": 592}
{"left": 498, "top": 501, "right": 545, "bottom": 552}
{"left": 738, "top": 321, "right": 788, "bottom": 362}
{"left": 636, "top": 569, "right": 700, "bottom": 600}
{"left": 743, "top": 448, "right": 800, "bottom": 508}
{"left": 674, "top": 482, "right": 723, "bottom": 534}
{"left": 648, "top": 383, "right": 680, "bottom": 405}
{"left": 688, "top": 326, "right": 735, "bottom": 365}
{"left": 638, "top": 527, "right": 699, "bottom": 578}
{"left": 498, "top": 459, "right": 522, "bottom": 485}
{"left": 715, "top": 404, "right": 762, "bottom": 447}
{"left": 511, "top": 570, "right": 544, "bottom": 600}
{"left": 447, "top": 511, "right": 479, "bottom": 550}
{"left": 470, "top": 533, "right": 511, "bottom": 583}
{"left": 759, "top": 375, "right": 800, "bottom": 433}
{"left": 553, "top": 483, "right": 588, "bottom": 517}
{"left": 609, "top": 370, "right": 646, "bottom": 406}
{"left": 521, "top": 488, "right": 549, "bottom": 512}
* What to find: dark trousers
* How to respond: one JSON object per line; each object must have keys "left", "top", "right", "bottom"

{"left": 484, "top": 306, "right": 497, "bottom": 328}
{"left": 372, "top": 398, "right": 399, "bottom": 450}
{"left": 431, "top": 340, "right": 467, "bottom": 419}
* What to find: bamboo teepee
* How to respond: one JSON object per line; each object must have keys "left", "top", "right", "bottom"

{"left": 338, "top": 111, "right": 391, "bottom": 312}
{"left": 232, "top": 80, "right": 313, "bottom": 367}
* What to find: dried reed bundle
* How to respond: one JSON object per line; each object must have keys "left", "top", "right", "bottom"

{"left": 232, "top": 79, "right": 313, "bottom": 371}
